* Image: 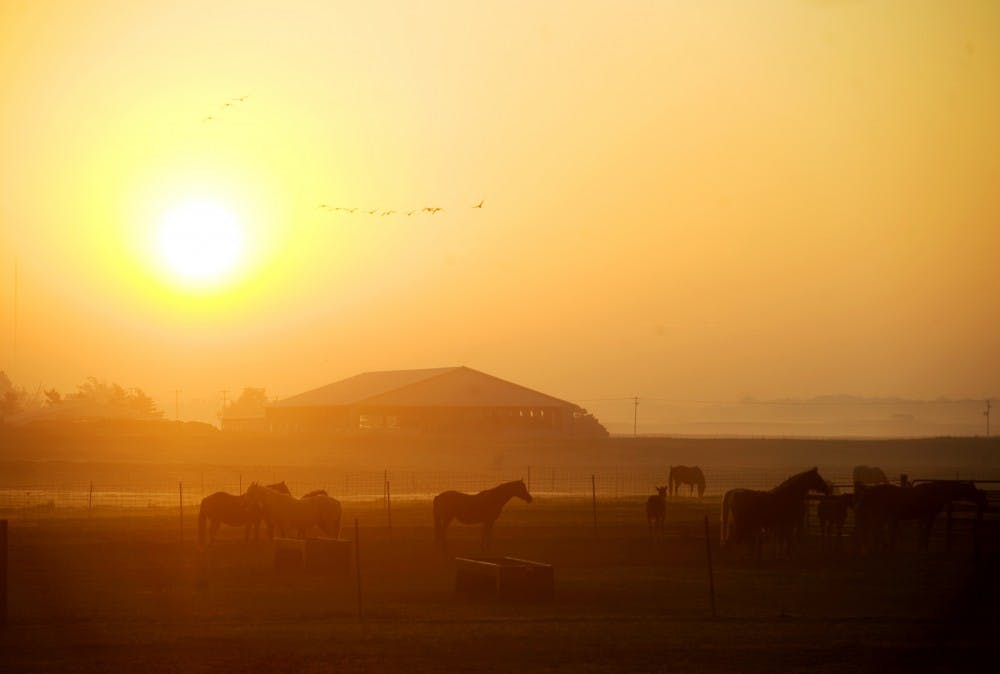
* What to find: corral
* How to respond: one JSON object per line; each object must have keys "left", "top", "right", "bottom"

{"left": 2, "top": 492, "right": 997, "bottom": 673}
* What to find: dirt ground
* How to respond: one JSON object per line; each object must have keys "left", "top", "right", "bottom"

{"left": 2, "top": 497, "right": 997, "bottom": 673}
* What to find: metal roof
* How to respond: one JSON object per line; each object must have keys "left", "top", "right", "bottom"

{"left": 271, "top": 366, "right": 579, "bottom": 409}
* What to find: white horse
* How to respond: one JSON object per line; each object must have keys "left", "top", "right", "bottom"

{"left": 246, "top": 482, "right": 341, "bottom": 539}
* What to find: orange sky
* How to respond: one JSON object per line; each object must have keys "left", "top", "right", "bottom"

{"left": 1, "top": 1, "right": 998, "bottom": 424}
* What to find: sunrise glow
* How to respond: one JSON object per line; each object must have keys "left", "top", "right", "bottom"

{"left": 155, "top": 199, "right": 245, "bottom": 287}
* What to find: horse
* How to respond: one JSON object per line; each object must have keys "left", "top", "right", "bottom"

{"left": 302, "top": 488, "right": 328, "bottom": 498}
{"left": 197, "top": 491, "right": 260, "bottom": 549}
{"left": 817, "top": 493, "right": 855, "bottom": 548}
{"left": 433, "top": 479, "right": 532, "bottom": 552}
{"left": 646, "top": 486, "right": 667, "bottom": 535}
{"left": 854, "top": 480, "right": 986, "bottom": 554}
{"left": 852, "top": 465, "right": 888, "bottom": 486}
{"left": 668, "top": 465, "right": 706, "bottom": 498}
{"left": 721, "top": 467, "right": 830, "bottom": 558}
{"left": 245, "top": 482, "right": 342, "bottom": 539}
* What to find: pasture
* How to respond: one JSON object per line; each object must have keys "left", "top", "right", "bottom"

{"left": 2, "top": 495, "right": 997, "bottom": 673}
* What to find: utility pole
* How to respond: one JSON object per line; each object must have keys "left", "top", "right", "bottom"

{"left": 219, "top": 389, "right": 229, "bottom": 417}
{"left": 12, "top": 257, "right": 17, "bottom": 359}
{"left": 986, "top": 399, "right": 992, "bottom": 438}
{"left": 171, "top": 390, "right": 181, "bottom": 420}
{"left": 633, "top": 396, "right": 639, "bottom": 438}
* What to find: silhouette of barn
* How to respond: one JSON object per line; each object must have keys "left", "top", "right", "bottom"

{"left": 266, "top": 366, "right": 606, "bottom": 436}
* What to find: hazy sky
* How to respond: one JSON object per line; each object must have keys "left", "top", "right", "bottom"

{"left": 1, "top": 1, "right": 998, "bottom": 422}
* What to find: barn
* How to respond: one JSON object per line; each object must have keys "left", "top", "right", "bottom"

{"left": 265, "top": 366, "right": 606, "bottom": 436}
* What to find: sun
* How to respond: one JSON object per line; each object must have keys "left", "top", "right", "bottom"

{"left": 156, "top": 199, "right": 245, "bottom": 286}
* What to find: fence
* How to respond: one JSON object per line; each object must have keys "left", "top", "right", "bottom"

{"left": 2, "top": 464, "right": 997, "bottom": 516}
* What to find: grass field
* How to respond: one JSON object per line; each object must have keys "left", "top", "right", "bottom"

{"left": 2, "top": 496, "right": 997, "bottom": 673}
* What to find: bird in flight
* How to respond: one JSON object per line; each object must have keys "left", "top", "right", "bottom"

{"left": 202, "top": 116, "right": 215, "bottom": 122}
{"left": 232, "top": 95, "right": 250, "bottom": 102}
{"left": 472, "top": 200, "right": 484, "bottom": 209}
{"left": 366, "top": 209, "right": 378, "bottom": 215}
{"left": 381, "top": 210, "right": 396, "bottom": 216}
{"left": 406, "top": 210, "right": 417, "bottom": 216}
{"left": 423, "top": 207, "right": 443, "bottom": 214}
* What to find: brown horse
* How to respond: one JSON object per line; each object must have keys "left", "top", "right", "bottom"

{"left": 721, "top": 467, "right": 830, "bottom": 558}
{"left": 197, "top": 491, "right": 260, "bottom": 548}
{"left": 854, "top": 480, "right": 986, "bottom": 554}
{"left": 433, "top": 479, "right": 532, "bottom": 552}
{"left": 668, "top": 465, "right": 706, "bottom": 497}
{"left": 246, "top": 482, "right": 342, "bottom": 539}
{"left": 817, "top": 493, "right": 855, "bottom": 548}
{"left": 646, "top": 486, "right": 667, "bottom": 535}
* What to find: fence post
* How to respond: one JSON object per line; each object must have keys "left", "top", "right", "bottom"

{"left": 1, "top": 519, "right": 7, "bottom": 627}
{"left": 704, "top": 515, "right": 716, "bottom": 618}
{"left": 591, "top": 475, "right": 597, "bottom": 530}
{"left": 386, "top": 480, "right": 392, "bottom": 532}
{"left": 354, "top": 518, "right": 363, "bottom": 621}
{"left": 178, "top": 482, "right": 183, "bottom": 543}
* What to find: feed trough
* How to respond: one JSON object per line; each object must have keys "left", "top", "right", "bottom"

{"left": 455, "top": 556, "right": 554, "bottom": 601}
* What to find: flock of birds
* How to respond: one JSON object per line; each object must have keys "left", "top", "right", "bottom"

{"left": 200, "top": 95, "right": 486, "bottom": 215}
{"left": 202, "top": 94, "right": 250, "bottom": 123}
{"left": 316, "top": 201, "right": 483, "bottom": 216}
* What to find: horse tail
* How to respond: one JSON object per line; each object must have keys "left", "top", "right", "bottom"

{"left": 198, "top": 500, "right": 208, "bottom": 549}
{"left": 328, "top": 499, "right": 342, "bottom": 539}
{"left": 720, "top": 491, "right": 731, "bottom": 546}
{"left": 697, "top": 468, "right": 706, "bottom": 497}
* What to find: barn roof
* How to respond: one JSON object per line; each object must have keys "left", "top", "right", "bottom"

{"left": 271, "top": 366, "right": 579, "bottom": 410}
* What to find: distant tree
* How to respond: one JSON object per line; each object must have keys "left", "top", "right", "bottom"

{"left": 44, "top": 388, "right": 62, "bottom": 405}
{"left": 222, "top": 387, "right": 269, "bottom": 419}
{"left": 1, "top": 371, "right": 23, "bottom": 418}
{"left": 573, "top": 408, "right": 610, "bottom": 438}
{"left": 68, "top": 377, "right": 163, "bottom": 419}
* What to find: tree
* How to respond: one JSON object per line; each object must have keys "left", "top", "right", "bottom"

{"left": 222, "top": 387, "right": 269, "bottom": 419}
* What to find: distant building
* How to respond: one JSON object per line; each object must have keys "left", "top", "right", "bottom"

{"left": 265, "top": 366, "right": 607, "bottom": 436}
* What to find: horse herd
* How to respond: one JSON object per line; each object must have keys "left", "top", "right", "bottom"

{"left": 198, "top": 465, "right": 990, "bottom": 559}
{"left": 664, "top": 465, "right": 987, "bottom": 558}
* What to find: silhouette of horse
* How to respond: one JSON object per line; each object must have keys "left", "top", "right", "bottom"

{"left": 817, "top": 493, "right": 855, "bottom": 548}
{"left": 646, "top": 486, "right": 667, "bottom": 535}
{"left": 854, "top": 480, "right": 985, "bottom": 554}
{"left": 245, "top": 482, "right": 342, "bottom": 539}
{"left": 198, "top": 491, "right": 260, "bottom": 548}
{"left": 433, "top": 479, "right": 532, "bottom": 552}
{"left": 668, "top": 465, "right": 706, "bottom": 497}
{"left": 721, "top": 468, "right": 830, "bottom": 558}
{"left": 852, "top": 465, "right": 888, "bottom": 486}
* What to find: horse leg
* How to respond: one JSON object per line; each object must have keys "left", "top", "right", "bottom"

{"left": 210, "top": 519, "right": 220, "bottom": 545}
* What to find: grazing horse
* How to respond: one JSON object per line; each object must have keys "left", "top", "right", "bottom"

{"left": 852, "top": 465, "right": 888, "bottom": 486}
{"left": 245, "top": 482, "right": 342, "bottom": 539}
{"left": 817, "top": 493, "right": 855, "bottom": 548}
{"left": 854, "top": 481, "right": 986, "bottom": 554}
{"left": 646, "top": 486, "right": 667, "bottom": 535}
{"left": 721, "top": 468, "right": 830, "bottom": 558}
{"left": 433, "top": 479, "right": 532, "bottom": 552}
{"left": 668, "top": 465, "right": 706, "bottom": 498}
{"left": 198, "top": 491, "right": 260, "bottom": 548}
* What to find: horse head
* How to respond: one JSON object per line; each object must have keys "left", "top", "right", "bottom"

{"left": 515, "top": 479, "right": 533, "bottom": 503}
{"left": 655, "top": 486, "right": 667, "bottom": 497}
{"left": 806, "top": 467, "right": 832, "bottom": 495}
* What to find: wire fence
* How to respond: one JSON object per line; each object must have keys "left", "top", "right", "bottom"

{"left": 2, "top": 464, "right": 997, "bottom": 516}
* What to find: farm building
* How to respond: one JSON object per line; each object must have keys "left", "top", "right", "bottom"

{"left": 265, "top": 366, "right": 606, "bottom": 436}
